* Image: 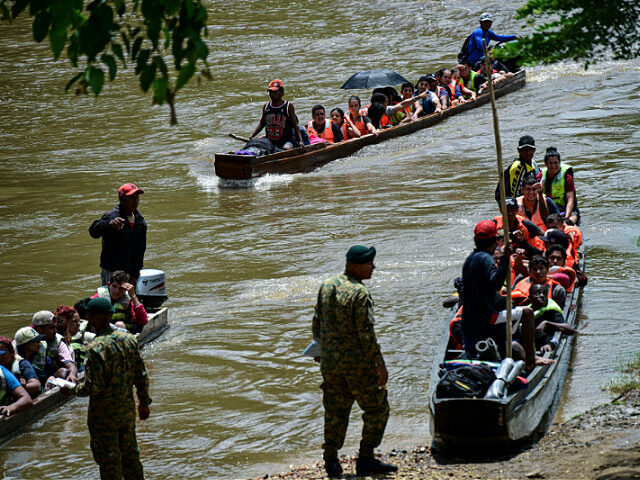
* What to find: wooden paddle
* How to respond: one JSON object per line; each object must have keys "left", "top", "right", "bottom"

{"left": 228, "top": 133, "right": 251, "bottom": 143}
{"left": 483, "top": 39, "right": 513, "bottom": 359}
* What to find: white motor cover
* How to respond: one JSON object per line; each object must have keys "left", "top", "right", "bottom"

{"left": 137, "top": 269, "right": 166, "bottom": 297}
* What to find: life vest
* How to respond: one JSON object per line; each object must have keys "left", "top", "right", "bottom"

{"left": 563, "top": 225, "right": 583, "bottom": 250}
{"left": 45, "top": 333, "right": 66, "bottom": 370}
{"left": 71, "top": 320, "right": 95, "bottom": 368}
{"left": 512, "top": 277, "right": 561, "bottom": 304}
{"left": 516, "top": 195, "right": 548, "bottom": 231}
{"left": 348, "top": 112, "right": 369, "bottom": 136}
{"left": 0, "top": 367, "right": 8, "bottom": 406}
{"left": 360, "top": 106, "right": 390, "bottom": 128}
{"left": 493, "top": 215, "right": 545, "bottom": 251}
{"left": 10, "top": 355, "right": 22, "bottom": 378}
{"left": 448, "top": 307, "right": 463, "bottom": 350}
{"left": 549, "top": 266, "right": 577, "bottom": 293}
{"left": 533, "top": 298, "right": 563, "bottom": 319}
{"left": 459, "top": 70, "right": 478, "bottom": 94}
{"left": 30, "top": 340, "right": 48, "bottom": 372}
{"left": 334, "top": 121, "right": 349, "bottom": 140}
{"left": 306, "top": 120, "right": 336, "bottom": 144}
{"left": 97, "top": 286, "right": 130, "bottom": 324}
{"left": 441, "top": 84, "right": 459, "bottom": 103}
{"left": 541, "top": 163, "right": 575, "bottom": 210}
{"left": 506, "top": 158, "right": 539, "bottom": 198}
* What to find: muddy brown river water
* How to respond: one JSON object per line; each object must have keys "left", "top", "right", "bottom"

{"left": 1, "top": 1, "right": 640, "bottom": 478}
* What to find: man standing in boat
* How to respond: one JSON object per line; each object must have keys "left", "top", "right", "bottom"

{"left": 465, "top": 13, "right": 520, "bottom": 66}
{"left": 496, "top": 135, "right": 541, "bottom": 203}
{"left": 89, "top": 183, "right": 147, "bottom": 286}
{"left": 461, "top": 221, "right": 553, "bottom": 371}
{"left": 62, "top": 297, "right": 151, "bottom": 480}
{"left": 312, "top": 246, "right": 397, "bottom": 477}
{"left": 249, "top": 78, "right": 304, "bottom": 150}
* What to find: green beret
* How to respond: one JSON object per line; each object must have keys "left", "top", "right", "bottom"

{"left": 86, "top": 297, "right": 116, "bottom": 314}
{"left": 346, "top": 245, "right": 376, "bottom": 264}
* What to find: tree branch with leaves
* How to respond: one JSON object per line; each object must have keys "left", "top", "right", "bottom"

{"left": 0, "top": 0, "right": 211, "bottom": 124}
{"left": 496, "top": 0, "right": 640, "bottom": 68}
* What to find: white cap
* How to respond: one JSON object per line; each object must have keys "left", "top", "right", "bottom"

{"left": 480, "top": 12, "right": 493, "bottom": 22}
{"left": 32, "top": 310, "right": 55, "bottom": 326}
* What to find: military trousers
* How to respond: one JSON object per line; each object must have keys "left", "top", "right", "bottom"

{"left": 88, "top": 414, "right": 144, "bottom": 480}
{"left": 320, "top": 367, "right": 389, "bottom": 460}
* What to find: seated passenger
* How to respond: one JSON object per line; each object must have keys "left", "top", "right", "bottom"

{"left": 475, "top": 56, "right": 514, "bottom": 92}
{"left": 457, "top": 63, "right": 484, "bottom": 99}
{"left": 330, "top": 108, "right": 360, "bottom": 140}
{"left": 512, "top": 255, "right": 567, "bottom": 309}
{"left": 367, "top": 90, "right": 419, "bottom": 127}
{"left": 425, "top": 73, "right": 449, "bottom": 108}
{"left": 0, "top": 360, "right": 32, "bottom": 416}
{"left": 380, "top": 86, "right": 414, "bottom": 126}
{"left": 544, "top": 244, "right": 577, "bottom": 292}
{"left": 545, "top": 213, "right": 582, "bottom": 250}
{"left": 346, "top": 96, "right": 378, "bottom": 136}
{"left": 493, "top": 197, "right": 545, "bottom": 258}
{"left": 91, "top": 270, "right": 148, "bottom": 333}
{"left": 32, "top": 310, "right": 78, "bottom": 385}
{"left": 365, "top": 103, "right": 387, "bottom": 130}
{"left": 0, "top": 336, "right": 41, "bottom": 397}
{"left": 529, "top": 283, "right": 576, "bottom": 353}
{"left": 413, "top": 76, "right": 442, "bottom": 117}
{"left": 450, "top": 67, "right": 477, "bottom": 101}
{"left": 543, "top": 229, "right": 577, "bottom": 268}
{"left": 517, "top": 176, "right": 559, "bottom": 231}
{"left": 248, "top": 78, "right": 304, "bottom": 150}
{"left": 306, "top": 105, "right": 344, "bottom": 144}
{"left": 537, "top": 147, "right": 580, "bottom": 225}
{"left": 399, "top": 82, "right": 417, "bottom": 119}
{"left": 14, "top": 327, "right": 48, "bottom": 391}
{"left": 437, "top": 68, "right": 465, "bottom": 108}
{"left": 56, "top": 305, "right": 94, "bottom": 372}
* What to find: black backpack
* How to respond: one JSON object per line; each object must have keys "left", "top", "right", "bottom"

{"left": 457, "top": 34, "right": 473, "bottom": 64}
{"left": 436, "top": 364, "right": 496, "bottom": 399}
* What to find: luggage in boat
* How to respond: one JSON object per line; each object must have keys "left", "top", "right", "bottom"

{"left": 436, "top": 364, "right": 495, "bottom": 399}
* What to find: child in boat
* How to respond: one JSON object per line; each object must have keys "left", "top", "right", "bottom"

{"left": 413, "top": 75, "right": 442, "bottom": 117}
{"left": 249, "top": 79, "right": 304, "bottom": 150}
{"left": 528, "top": 283, "right": 576, "bottom": 353}
{"left": 330, "top": 108, "right": 360, "bottom": 140}
{"left": 346, "top": 96, "right": 378, "bottom": 136}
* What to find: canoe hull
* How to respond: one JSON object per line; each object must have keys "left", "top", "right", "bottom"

{"left": 214, "top": 71, "right": 527, "bottom": 180}
{"left": 0, "top": 308, "right": 169, "bottom": 444}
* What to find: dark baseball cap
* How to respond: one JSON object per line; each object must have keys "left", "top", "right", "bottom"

{"left": 518, "top": 135, "right": 536, "bottom": 149}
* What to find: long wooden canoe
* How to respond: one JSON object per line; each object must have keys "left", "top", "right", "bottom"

{"left": 214, "top": 70, "right": 527, "bottom": 180}
{"left": 429, "top": 252, "right": 584, "bottom": 451}
{"left": 0, "top": 308, "right": 169, "bottom": 444}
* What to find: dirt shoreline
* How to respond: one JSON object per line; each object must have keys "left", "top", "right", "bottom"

{"left": 253, "top": 392, "right": 640, "bottom": 480}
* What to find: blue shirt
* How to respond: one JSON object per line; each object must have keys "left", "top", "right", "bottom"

{"left": 467, "top": 27, "right": 517, "bottom": 64}
{"left": 1, "top": 365, "right": 21, "bottom": 393}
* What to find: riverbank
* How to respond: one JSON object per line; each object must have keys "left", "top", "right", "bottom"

{"left": 255, "top": 390, "right": 640, "bottom": 479}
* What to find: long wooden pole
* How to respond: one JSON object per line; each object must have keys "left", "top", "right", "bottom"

{"left": 483, "top": 39, "right": 513, "bottom": 358}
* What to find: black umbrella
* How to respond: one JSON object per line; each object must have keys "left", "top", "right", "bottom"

{"left": 340, "top": 69, "right": 410, "bottom": 90}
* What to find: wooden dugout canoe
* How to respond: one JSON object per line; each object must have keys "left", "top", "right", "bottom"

{"left": 428, "top": 252, "right": 584, "bottom": 452}
{"left": 213, "top": 70, "right": 527, "bottom": 180}
{"left": 0, "top": 308, "right": 169, "bottom": 444}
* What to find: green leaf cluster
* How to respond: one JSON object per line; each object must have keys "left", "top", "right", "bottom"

{"left": 1, "top": 0, "right": 211, "bottom": 124}
{"left": 495, "top": 0, "right": 640, "bottom": 67}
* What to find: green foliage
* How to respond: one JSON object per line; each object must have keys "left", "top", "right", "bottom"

{"left": 496, "top": 0, "right": 640, "bottom": 67}
{"left": 0, "top": 0, "right": 210, "bottom": 124}
{"left": 607, "top": 352, "right": 640, "bottom": 398}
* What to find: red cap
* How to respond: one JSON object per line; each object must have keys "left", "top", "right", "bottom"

{"left": 474, "top": 220, "right": 498, "bottom": 240}
{"left": 118, "top": 183, "right": 144, "bottom": 198}
{"left": 268, "top": 79, "right": 284, "bottom": 91}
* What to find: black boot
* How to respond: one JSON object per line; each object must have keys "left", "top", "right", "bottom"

{"left": 355, "top": 457, "right": 398, "bottom": 475}
{"left": 324, "top": 458, "right": 343, "bottom": 477}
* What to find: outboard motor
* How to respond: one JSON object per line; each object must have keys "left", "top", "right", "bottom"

{"left": 136, "top": 269, "right": 168, "bottom": 311}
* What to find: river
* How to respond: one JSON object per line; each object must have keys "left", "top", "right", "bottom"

{"left": 1, "top": 0, "right": 639, "bottom": 478}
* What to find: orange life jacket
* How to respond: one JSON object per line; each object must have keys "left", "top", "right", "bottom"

{"left": 516, "top": 195, "right": 548, "bottom": 231}
{"left": 360, "top": 106, "right": 390, "bottom": 128}
{"left": 549, "top": 266, "right": 576, "bottom": 293}
{"left": 512, "top": 277, "right": 561, "bottom": 304}
{"left": 563, "top": 225, "right": 583, "bottom": 250}
{"left": 306, "top": 120, "right": 335, "bottom": 144}
{"left": 334, "top": 121, "right": 349, "bottom": 140}
{"left": 348, "top": 112, "right": 369, "bottom": 136}
{"left": 493, "top": 215, "right": 545, "bottom": 251}
{"left": 448, "top": 306, "right": 463, "bottom": 350}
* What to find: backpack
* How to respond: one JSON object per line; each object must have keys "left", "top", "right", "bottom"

{"left": 436, "top": 364, "right": 496, "bottom": 399}
{"left": 457, "top": 34, "right": 473, "bottom": 64}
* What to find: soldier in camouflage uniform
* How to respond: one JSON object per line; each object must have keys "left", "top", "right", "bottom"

{"left": 312, "top": 245, "right": 397, "bottom": 477}
{"left": 62, "top": 297, "right": 151, "bottom": 480}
